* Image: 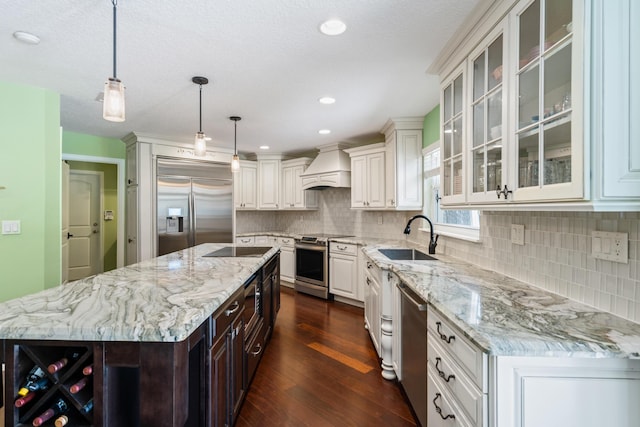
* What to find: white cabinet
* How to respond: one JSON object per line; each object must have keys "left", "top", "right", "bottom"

{"left": 254, "top": 235, "right": 277, "bottom": 246}
{"left": 381, "top": 118, "right": 424, "bottom": 210}
{"left": 126, "top": 143, "right": 138, "bottom": 186}
{"left": 427, "top": 305, "right": 488, "bottom": 427}
{"left": 363, "top": 258, "right": 381, "bottom": 355}
{"left": 494, "top": 356, "right": 640, "bottom": 427}
{"left": 434, "top": 0, "right": 640, "bottom": 210}
{"left": 346, "top": 143, "right": 386, "bottom": 209}
{"left": 281, "top": 158, "right": 317, "bottom": 210}
{"left": 277, "top": 236, "right": 295, "bottom": 284}
{"left": 257, "top": 156, "right": 281, "bottom": 210}
{"left": 235, "top": 236, "right": 255, "bottom": 246}
{"left": 329, "top": 242, "right": 361, "bottom": 302}
{"left": 234, "top": 161, "right": 257, "bottom": 209}
{"left": 126, "top": 186, "right": 138, "bottom": 265}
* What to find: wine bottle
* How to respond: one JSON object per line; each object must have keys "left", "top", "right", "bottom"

{"left": 14, "top": 391, "right": 37, "bottom": 408}
{"left": 82, "top": 363, "right": 93, "bottom": 376}
{"left": 18, "top": 366, "right": 47, "bottom": 396}
{"left": 70, "top": 377, "right": 89, "bottom": 394}
{"left": 18, "top": 377, "right": 50, "bottom": 398}
{"left": 32, "top": 398, "right": 68, "bottom": 426}
{"left": 48, "top": 349, "right": 82, "bottom": 374}
{"left": 54, "top": 415, "right": 69, "bottom": 427}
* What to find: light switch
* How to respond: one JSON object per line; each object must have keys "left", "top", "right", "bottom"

{"left": 511, "top": 224, "right": 525, "bottom": 246}
{"left": 1, "top": 220, "right": 21, "bottom": 235}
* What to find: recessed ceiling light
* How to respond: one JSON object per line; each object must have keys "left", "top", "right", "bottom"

{"left": 318, "top": 97, "right": 336, "bottom": 105}
{"left": 13, "top": 31, "right": 40, "bottom": 45}
{"left": 319, "top": 19, "right": 347, "bottom": 36}
{"left": 318, "top": 129, "right": 331, "bottom": 135}
{"left": 259, "top": 145, "right": 270, "bottom": 150}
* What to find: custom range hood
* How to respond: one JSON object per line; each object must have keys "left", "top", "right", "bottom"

{"left": 300, "top": 143, "right": 351, "bottom": 190}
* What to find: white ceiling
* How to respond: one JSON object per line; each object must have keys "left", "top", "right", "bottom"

{"left": 0, "top": 0, "right": 479, "bottom": 156}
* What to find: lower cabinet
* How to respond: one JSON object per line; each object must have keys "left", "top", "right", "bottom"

{"left": 329, "top": 242, "right": 361, "bottom": 302}
{"left": 363, "top": 260, "right": 381, "bottom": 356}
{"left": 278, "top": 237, "right": 295, "bottom": 284}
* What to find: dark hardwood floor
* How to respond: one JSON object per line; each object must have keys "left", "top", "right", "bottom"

{"left": 236, "top": 286, "right": 417, "bottom": 427}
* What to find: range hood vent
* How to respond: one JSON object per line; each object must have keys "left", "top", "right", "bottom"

{"left": 300, "top": 143, "right": 351, "bottom": 190}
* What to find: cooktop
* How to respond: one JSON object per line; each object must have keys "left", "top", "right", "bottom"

{"left": 203, "top": 246, "right": 272, "bottom": 258}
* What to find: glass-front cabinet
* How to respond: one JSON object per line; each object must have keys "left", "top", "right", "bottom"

{"left": 511, "top": 0, "right": 583, "bottom": 201}
{"left": 467, "top": 22, "right": 508, "bottom": 203}
{"left": 440, "top": 64, "right": 466, "bottom": 204}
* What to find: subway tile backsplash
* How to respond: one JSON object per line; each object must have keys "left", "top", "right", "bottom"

{"left": 237, "top": 191, "right": 640, "bottom": 324}
{"left": 416, "top": 211, "right": 640, "bottom": 324}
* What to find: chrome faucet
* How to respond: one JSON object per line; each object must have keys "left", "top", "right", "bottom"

{"left": 403, "top": 214, "right": 439, "bottom": 254}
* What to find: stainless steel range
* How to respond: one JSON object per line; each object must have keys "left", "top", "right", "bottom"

{"left": 294, "top": 233, "right": 352, "bottom": 299}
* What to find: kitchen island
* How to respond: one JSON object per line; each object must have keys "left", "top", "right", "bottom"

{"left": 0, "top": 243, "right": 280, "bottom": 427}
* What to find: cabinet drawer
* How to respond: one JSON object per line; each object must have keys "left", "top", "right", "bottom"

{"left": 428, "top": 364, "right": 476, "bottom": 427}
{"left": 211, "top": 289, "right": 244, "bottom": 342}
{"left": 277, "top": 236, "right": 295, "bottom": 247}
{"left": 236, "top": 236, "right": 255, "bottom": 245}
{"left": 364, "top": 257, "right": 383, "bottom": 283}
{"left": 245, "top": 320, "right": 266, "bottom": 384}
{"left": 330, "top": 241, "right": 358, "bottom": 256}
{"left": 427, "top": 306, "right": 487, "bottom": 391}
{"left": 428, "top": 333, "right": 485, "bottom": 425}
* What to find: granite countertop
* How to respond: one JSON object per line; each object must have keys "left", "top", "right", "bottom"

{"left": 362, "top": 242, "right": 640, "bottom": 359}
{"left": 0, "top": 244, "right": 279, "bottom": 343}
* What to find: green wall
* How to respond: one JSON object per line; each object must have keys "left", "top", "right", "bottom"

{"left": 62, "top": 131, "right": 125, "bottom": 159}
{"left": 423, "top": 105, "right": 440, "bottom": 148}
{"left": 0, "top": 81, "right": 61, "bottom": 301}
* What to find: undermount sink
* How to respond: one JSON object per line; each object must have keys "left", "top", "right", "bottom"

{"left": 378, "top": 248, "right": 437, "bottom": 261}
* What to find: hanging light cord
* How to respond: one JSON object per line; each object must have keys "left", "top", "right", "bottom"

{"left": 198, "top": 84, "right": 203, "bottom": 133}
{"left": 234, "top": 120, "right": 237, "bottom": 153}
{"left": 112, "top": 0, "right": 118, "bottom": 79}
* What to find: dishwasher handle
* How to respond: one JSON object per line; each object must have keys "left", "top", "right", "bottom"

{"left": 397, "top": 283, "right": 427, "bottom": 311}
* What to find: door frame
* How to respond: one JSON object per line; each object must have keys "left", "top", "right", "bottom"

{"left": 62, "top": 153, "right": 126, "bottom": 268}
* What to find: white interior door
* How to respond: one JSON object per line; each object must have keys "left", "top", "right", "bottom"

{"left": 68, "top": 171, "right": 103, "bottom": 280}
{"left": 61, "top": 161, "right": 70, "bottom": 283}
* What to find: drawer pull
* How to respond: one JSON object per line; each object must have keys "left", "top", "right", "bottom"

{"left": 436, "top": 322, "right": 455, "bottom": 344}
{"left": 435, "top": 357, "right": 455, "bottom": 382}
{"left": 367, "top": 261, "right": 373, "bottom": 269}
{"left": 366, "top": 277, "right": 371, "bottom": 286}
{"left": 337, "top": 245, "right": 347, "bottom": 251}
{"left": 250, "top": 343, "right": 263, "bottom": 356}
{"left": 433, "top": 393, "right": 456, "bottom": 420}
{"left": 225, "top": 301, "right": 240, "bottom": 317}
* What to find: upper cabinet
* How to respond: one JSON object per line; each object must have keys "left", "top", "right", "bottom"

{"left": 234, "top": 160, "right": 257, "bottom": 210}
{"left": 257, "top": 155, "right": 281, "bottom": 210}
{"left": 346, "top": 117, "right": 424, "bottom": 211}
{"left": 434, "top": 0, "right": 640, "bottom": 210}
{"left": 382, "top": 118, "right": 424, "bottom": 210}
{"left": 281, "top": 158, "right": 318, "bottom": 209}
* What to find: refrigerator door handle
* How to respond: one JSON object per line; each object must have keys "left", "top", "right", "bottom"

{"left": 189, "top": 188, "right": 196, "bottom": 248}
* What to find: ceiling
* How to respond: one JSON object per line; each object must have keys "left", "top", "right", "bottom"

{"left": 0, "top": 0, "right": 479, "bottom": 156}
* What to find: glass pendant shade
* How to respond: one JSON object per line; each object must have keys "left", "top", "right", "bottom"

{"left": 194, "top": 132, "right": 207, "bottom": 156}
{"left": 103, "top": 78, "right": 125, "bottom": 122}
{"left": 231, "top": 154, "right": 240, "bottom": 172}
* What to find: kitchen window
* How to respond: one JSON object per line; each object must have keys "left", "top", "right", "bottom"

{"left": 424, "top": 145, "right": 480, "bottom": 241}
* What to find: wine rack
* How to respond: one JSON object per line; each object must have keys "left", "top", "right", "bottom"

{"left": 9, "top": 342, "right": 95, "bottom": 427}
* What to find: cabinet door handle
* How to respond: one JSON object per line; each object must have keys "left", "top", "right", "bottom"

{"left": 225, "top": 301, "right": 240, "bottom": 317}
{"left": 436, "top": 321, "right": 455, "bottom": 344}
{"left": 433, "top": 393, "right": 456, "bottom": 420}
{"left": 435, "top": 357, "right": 455, "bottom": 382}
{"left": 250, "top": 343, "right": 263, "bottom": 356}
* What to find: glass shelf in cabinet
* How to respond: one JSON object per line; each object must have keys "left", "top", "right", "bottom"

{"left": 517, "top": 113, "right": 571, "bottom": 137}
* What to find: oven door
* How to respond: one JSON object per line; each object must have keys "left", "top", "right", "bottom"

{"left": 294, "top": 242, "right": 328, "bottom": 296}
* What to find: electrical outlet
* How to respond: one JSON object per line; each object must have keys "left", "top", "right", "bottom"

{"left": 378, "top": 215, "right": 383, "bottom": 225}
{"left": 1, "top": 220, "right": 21, "bottom": 235}
{"left": 511, "top": 224, "right": 525, "bottom": 245}
{"left": 592, "top": 231, "right": 628, "bottom": 263}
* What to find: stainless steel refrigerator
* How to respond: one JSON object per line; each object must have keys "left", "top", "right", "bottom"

{"left": 157, "top": 157, "right": 233, "bottom": 256}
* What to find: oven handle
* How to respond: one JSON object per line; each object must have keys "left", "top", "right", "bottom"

{"left": 295, "top": 242, "right": 327, "bottom": 252}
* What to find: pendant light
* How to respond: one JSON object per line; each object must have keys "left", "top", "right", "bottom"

{"left": 230, "top": 116, "right": 241, "bottom": 172}
{"left": 192, "top": 76, "right": 209, "bottom": 156}
{"left": 103, "top": 0, "right": 125, "bottom": 122}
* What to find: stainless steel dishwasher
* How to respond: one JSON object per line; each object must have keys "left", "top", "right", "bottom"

{"left": 398, "top": 282, "right": 428, "bottom": 427}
